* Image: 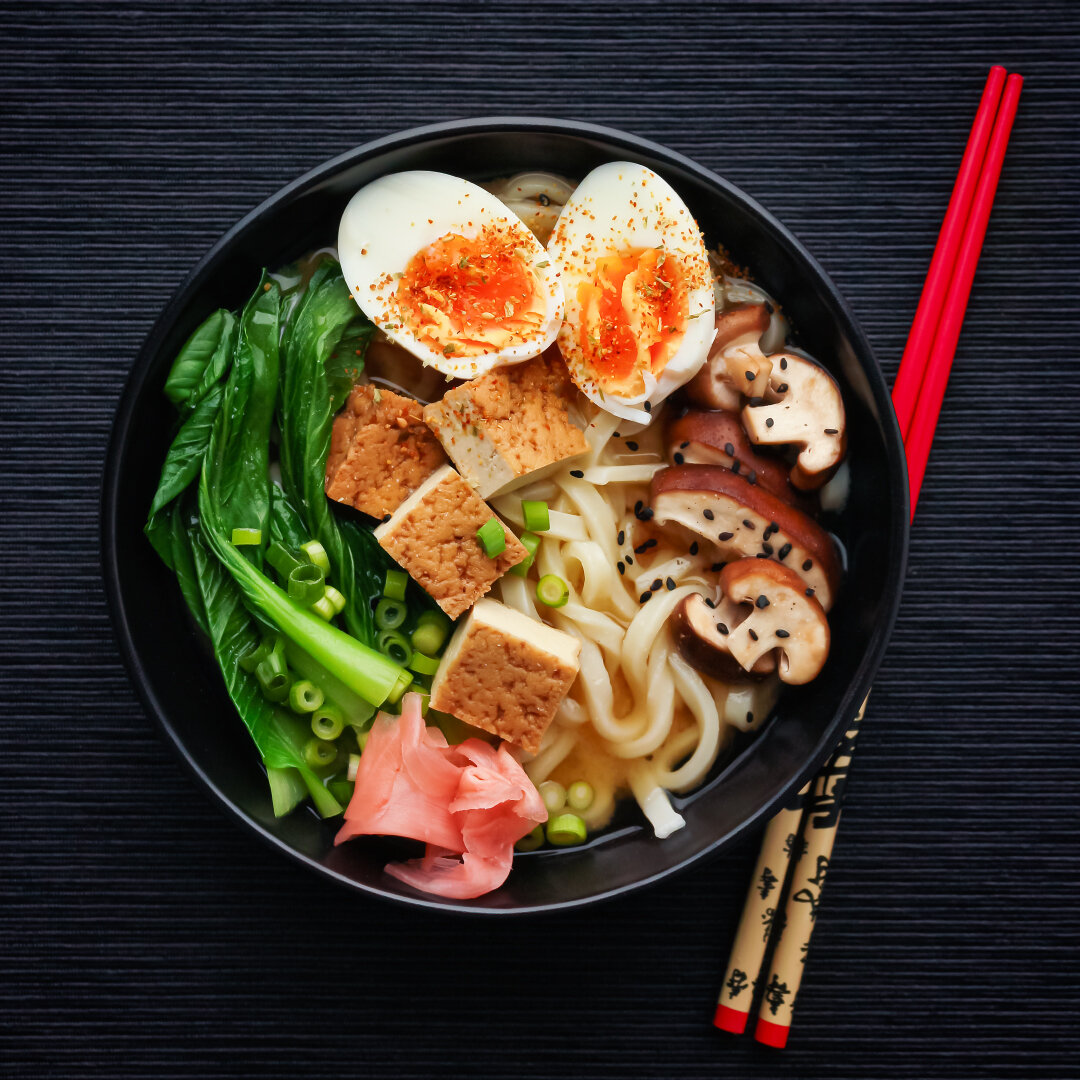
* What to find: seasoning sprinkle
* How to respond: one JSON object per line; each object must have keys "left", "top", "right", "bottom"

{"left": 703, "top": 509, "right": 715, "bottom": 521}
{"left": 777, "top": 383, "right": 788, "bottom": 393}
{"left": 625, "top": 555, "right": 633, "bottom": 565}
{"left": 716, "top": 622, "right": 729, "bottom": 636}
{"left": 673, "top": 452, "right": 684, "bottom": 465}
{"left": 617, "top": 561, "right": 625, "bottom": 575}
{"left": 777, "top": 542, "right": 792, "bottom": 561}
{"left": 724, "top": 442, "right": 735, "bottom": 457}
{"left": 805, "top": 587, "right": 815, "bottom": 597}
{"left": 746, "top": 711, "right": 754, "bottom": 723}
{"left": 802, "top": 558, "right": 813, "bottom": 571}
{"left": 680, "top": 441, "right": 689, "bottom": 450}
{"left": 742, "top": 519, "right": 755, "bottom": 530}
{"left": 824, "top": 427, "right": 839, "bottom": 435}
{"left": 617, "top": 530, "right": 625, "bottom": 546}
{"left": 639, "top": 591, "right": 652, "bottom": 604}
{"left": 780, "top": 357, "right": 788, "bottom": 371}
{"left": 665, "top": 577, "right": 676, "bottom": 591}
{"left": 775, "top": 629, "right": 790, "bottom": 639}
{"left": 731, "top": 459, "right": 740, "bottom": 474}
{"left": 651, "top": 578, "right": 662, "bottom": 592}
{"left": 765, "top": 417, "right": 774, "bottom": 429}
{"left": 569, "top": 469, "right": 584, "bottom": 478}
{"left": 745, "top": 370, "right": 756, "bottom": 382}
{"left": 747, "top": 628, "right": 759, "bottom": 641}
{"left": 643, "top": 401, "right": 652, "bottom": 413}
{"left": 689, "top": 541, "right": 699, "bottom": 555}
{"left": 747, "top": 470, "right": 757, "bottom": 485}
{"left": 381, "top": 514, "right": 391, "bottom": 524}
{"left": 625, "top": 440, "right": 639, "bottom": 451}
{"left": 705, "top": 598, "right": 716, "bottom": 608}
{"left": 718, "top": 531, "right": 733, "bottom": 541}
{"left": 761, "top": 542, "right": 774, "bottom": 555}
{"left": 634, "top": 538, "right": 658, "bottom": 554}
{"left": 756, "top": 595, "right": 770, "bottom": 609}
{"left": 710, "top": 561, "right": 726, "bottom": 572}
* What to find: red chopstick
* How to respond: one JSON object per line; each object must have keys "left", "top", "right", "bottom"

{"left": 891, "top": 66, "right": 1007, "bottom": 443}
{"left": 903, "top": 72, "right": 1023, "bottom": 514}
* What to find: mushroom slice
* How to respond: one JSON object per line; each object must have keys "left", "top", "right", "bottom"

{"left": 686, "top": 304, "right": 772, "bottom": 411}
{"left": 741, "top": 353, "right": 846, "bottom": 490}
{"left": 650, "top": 464, "right": 840, "bottom": 610}
{"left": 670, "top": 593, "right": 776, "bottom": 681}
{"left": 717, "top": 559, "right": 830, "bottom": 684}
{"left": 667, "top": 409, "right": 814, "bottom": 512}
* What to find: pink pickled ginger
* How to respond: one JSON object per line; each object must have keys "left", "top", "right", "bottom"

{"left": 334, "top": 694, "right": 546, "bottom": 899}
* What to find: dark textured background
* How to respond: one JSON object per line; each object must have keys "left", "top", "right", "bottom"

{"left": 3, "top": 1, "right": 1079, "bottom": 1077}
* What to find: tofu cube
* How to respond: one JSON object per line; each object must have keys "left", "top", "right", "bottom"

{"left": 374, "top": 466, "right": 528, "bottom": 619}
{"left": 430, "top": 599, "right": 581, "bottom": 753}
{"left": 325, "top": 384, "right": 447, "bottom": 519}
{"left": 423, "top": 351, "right": 589, "bottom": 498}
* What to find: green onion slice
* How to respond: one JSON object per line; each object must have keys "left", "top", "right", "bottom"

{"left": 410, "top": 610, "right": 451, "bottom": 655}
{"left": 408, "top": 650, "right": 441, "bottom": 677}
{"left": 323, "top": 585, "right": 346, "bottom": 615}
{"left": 289, "top": 679, "right": 325, "bottom": 714}
{"left": 539, "top": 780, "right": 567, "bottom": 814}
{"left": 567, "top": 780, "right": 595, "bottom": 812}
{"left": 521, "top": 500, "right": 550, "bottom": 532}
{"left": 311, "top": 704, "right": 345, "bottom": 741}
{"left": 303, "top": 737, "right": 337, "bottom": 769}
{"left": 231, "top": 527, "right": 262, "bottom": 546}
{"left": 300, "top": 539, "right": 331, "bottom": 576}
{"left": 508, "top": 531, "right": 541, "bottom": 578}
{"left": 514, "top": 824, "right": 545, "bottom": 852}
{"left": 536, "top": 573, "right": 570, "bottom": 608}
{"left": 310, "top": 595, "right": 336, "bottom": 621}
{"left": 375, "top": 597, "right": 407, "bottom": 631}
{"left": 546, "top": 812, "right": 587, "bottom": 847}
{"left": 376, "top": 628, "right": 413, "bottom": 667}
{"left": 476, "top": 516, "right": 506, "bottom": 558}
{"left": 383, "top": 569, "right": 409, "bottom": 601}
{"left": 288, "top": 562, "right": 325, "bottom": 604}
{"left": 266, "top": 541, "right": 302, "bottom": 579}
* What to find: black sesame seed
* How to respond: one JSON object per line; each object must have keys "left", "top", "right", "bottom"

{"left": 570, "top": 469, "right": 584, "bottom": 478}
{"left": 762, "top": 524, "right": 775, "bottom": 540}
{"left": 634, "top": 538, "right": 658, "bottom": 554}
{"left": 639, "top": 507, "right": 654, "bottom": 522}
{"left": 780, "top": 357, "right": 788, "bottom": 370}
{"left": 614, "top": 432, "right": 622, "bottom": 439}
{"left": 680, "top": 441, "right": 689, "bottom": 450}
{"left": 724, "top": 442, "right": 735, "bottom": 457}
{"left": 634, "top": 500, "right": 643, "bottom": 514}
{"left": 805, "top": 587, "right": 815, "bottom": 597}
{"left": 747, "top": 470, "right": 757, "bottom": 485}
{"left": 745, "top": 370, "right": 756, "bottom": 382}
{"left": 617, "top": 529, "right": 625, "bottom": 545}
{"left": 626, "top": 440, "right": 639, "bottom": 451}
{"left": 775, "top": 629, "right": 790, "bottom": 639}
{"left": 703, "top": 508, "right": 715, "bottom": 521}
{"left": 742, "top": 519, "right": 755, "bottom": 530}
{"left": 824, "top": 428, "right": 839, "bottom": 436}
{"left": 651, "top": 578, "right": 662, "bottom": 591}
{"left": 716, "top": 622, "right": 729, "bottom": 636}
{"left": 756, "top": 552, "right": 769, "bottom": 559}
{"left": 777, "top": 383, "right": 788, "bottom": 393}
{"left": 665, "top": 577, "right": 676, "bottom": 591}
{"left": 617, "top": 562, "right": 625, "bottom": 575}
{"left": 748, "top": 628, "right": 759, "bottom": 641}
{"left": 765, "top": 417, "right": 774, "bottom": 429}
{"left": 731, "top": 459, "right": 740, "bottom": 474}
{"left": 381, "top": 514, "right": 391, "bottom": 523}
{"left": 761, "top": 542, "right": 774, "bottom": 556}
{"left": 802, "top": 559, "right": 813, "bottom": 571}
{"left": 689, "top": 541, "right": 699, "bottom": 555}
{"left": 639, "top": 591, "right": 652, "bottom": 603}
{"left": 718, "top": 531, "right": 733, "bottom": 541}
{"left": 673, "top": 452, "right": 684, "bottom": 465}
{"left": 710, "top": 562, "right": 726, "bottom": 572}
{"left": 746, "top": 711, "right": 754, "bottom": 723}
{"left": 756, "top": 595, "right": 770, "bottom": 609}
{"left": 625, "top": 555, "right": 633, "bottom": 565}
{"left": 704, "top": 597, "right": 716, "bottom": 608}
{"left": 643, "top": 401, "right": 652, "bottom": 413}
{"left": 750, "top": 396, "right": 764, "bottom": 407}
{"left": 778, "top": 542, "right": 792, "bottom": 561}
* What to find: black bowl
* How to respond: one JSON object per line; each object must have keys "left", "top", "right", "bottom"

{"left": 102, "top": 118, "right": 908, "bottom": 914}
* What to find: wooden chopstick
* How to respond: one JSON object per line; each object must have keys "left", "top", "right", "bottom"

{"left": 713, "top": 66, "right": 1022, "bottom": 1047}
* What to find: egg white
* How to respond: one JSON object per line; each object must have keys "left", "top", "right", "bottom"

{"left": 338, "top": 171, "right": 564, "bottom": 380}
{"left": 548, "top": 161, "right": 716, "bottom": 424}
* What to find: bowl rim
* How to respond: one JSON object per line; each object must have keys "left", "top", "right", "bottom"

{"left": 101, "top": 115, "right": 909, "bottom": 914}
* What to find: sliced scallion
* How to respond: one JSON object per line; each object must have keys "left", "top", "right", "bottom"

{"left": 377, "top": 628, "right": 413, "bottom": 667}
{"left": 347, "top": 752, "right": 361, "bottom": 781}
{"left": 231, "top": 527, "right": 262, "bottom": 546}
{"left": 238, "top": 637, "right": 272, "bottom": 674}
{"left": 408, "top": 650, "right": 441, "bottom": 677}
{"left": 386, "top": 668, "right": 413, "bottom": 704}
{"left": 567, "top": 780, "right": 595, "bottom": 811}
{"left": 303, "top": 737, "right": 337, "bottom": 769}
{"left": 514, "top": 824, "right": 545, "bottom": 852}
{"left": 266, "top": 541, "right": 302, "bottom": 578}
{"left": 539, "top": 780, "right": 567, "bottom": 814}
{"left": 521, "top": 500, "right": 550, "bottom": 532}
{"left": 536, "top": 573, "right": 569, "bottom": 608}
{"left": 410, "top": 610, "right": 450, "bottom": 655}
{"left": 508, "top": 531, "right": 541, "bottom": 578}
{"left": 327, "top": 778, "right": 353, "bottom": 807}
{"left": 383, "top": 569, "right": 409, "bottom": 601}
{"left": 300, "top": 539, "right": 330, "bottom": 575}
{"left": 323, "top": 585, "right": 346, "bottom": 615}
{"left": 546, "top": 812, "right": 587, "bottom": 847}
{"left": 311, "top": 703, "right": 344, "bottom": 740}
{"left": 476, "top": 516, "right": 506, "bottom": 558}
{"left": 288, "top": 562, "right": 325, "bottom": 604}
{"left": 375, "top": 597, "right": 407, "bottom": 631}
{"left": 310, "top": 595, "right": 336, "bottom": 621}
{"left": 289, "top": 679, "right": 325, "bottom": 714}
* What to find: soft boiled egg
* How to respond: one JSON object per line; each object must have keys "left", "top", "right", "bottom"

{"left": 338, "top": 171, "right": 564, "bottom": 380}
{"left": 548, "top": 161, "right": 716, "bottom": 423}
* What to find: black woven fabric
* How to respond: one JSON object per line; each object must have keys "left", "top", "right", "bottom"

{"left": 3, "top": 2, "right": 1078, "bottom": 1076}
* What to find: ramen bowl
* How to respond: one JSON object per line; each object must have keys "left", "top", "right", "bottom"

{"left": 102, "top": 118, "right": 908, "bottom": 913}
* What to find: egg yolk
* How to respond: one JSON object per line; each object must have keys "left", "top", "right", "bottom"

{"left": 392, "top": 224, "right": 546, "bottom": 359}
{"left": 575, "top": 247, "right": 688, "bottom": 391}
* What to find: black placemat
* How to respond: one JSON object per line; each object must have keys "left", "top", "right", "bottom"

{"left": 3, "top": 2, "right": 1078, "bottom": 1077}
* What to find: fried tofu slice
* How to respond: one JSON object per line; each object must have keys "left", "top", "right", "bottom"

{"left": 326, "top": 384, "right": 447, "bottom": 519}
{"left": 374, "top": 466, "right": 527, "bottom": 619}
{"left": 422, "top": 351, "right": 588, "bottom": 498}
{"left": 430, "top": 599, "right": 581, "bottom": 753}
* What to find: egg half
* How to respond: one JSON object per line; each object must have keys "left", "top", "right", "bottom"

{"left": 338, "top": 171, "right": 564, "bottom": 380}
{"left": 547, "top": 161, "right": 716, "bottom": 423}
